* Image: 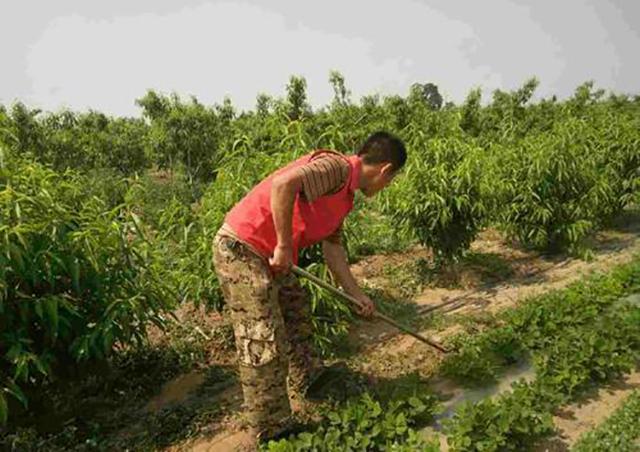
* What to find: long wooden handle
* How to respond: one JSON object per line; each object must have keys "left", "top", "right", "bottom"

{"left": 291, "top": 265, "right": 449, "bottom": 354}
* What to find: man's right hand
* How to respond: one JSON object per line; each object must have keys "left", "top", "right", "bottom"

{"left": 269, "top": 244, "right": 293, "bottom": 275}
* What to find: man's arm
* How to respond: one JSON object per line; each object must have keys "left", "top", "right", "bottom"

{"left": 270, "top": 152, "right": 348, "bottom": 273}
{"left": 322, "top": 239, "right": 375, "bottom": 316}
{"left": 270, "top": 170, "right": 303, "bottom": 274}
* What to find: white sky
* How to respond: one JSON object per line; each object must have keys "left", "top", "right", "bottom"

{"left": 1, "top": 0, "right": 638, "bottom": 116}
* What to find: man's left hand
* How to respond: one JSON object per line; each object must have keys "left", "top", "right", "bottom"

{"left": 353, "top": 294, "right": 375, "bottom": 317}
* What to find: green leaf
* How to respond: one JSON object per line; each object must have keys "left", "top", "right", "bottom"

{"left": 5, "top": 380, "right": 28, "bottom": 408}
{"left": 44, "top": 297, "right": 59, "bottom": 339}
{"left": 70, "top": 257, "right": 80, "bottom": 294}
{"left": 408, "top": 396, "right": 425, "bottom": 411}
{"left": 0, "top": 392, "right": 7, "bottom": 425}
{"left": 34, "top": 300, "right": 44, "bottom": 319}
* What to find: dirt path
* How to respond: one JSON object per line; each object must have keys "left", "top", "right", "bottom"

{"left": 145, "top": 371, "right": 207, "bottom": 412}
{"left": 534, "top": 370, "right": 640, "bottom": 451}
{"left": 188, "top": 430, "right": 254, "bottom": 452}
{"left": 349, "top": 214, "right": 640, "bottom": 379}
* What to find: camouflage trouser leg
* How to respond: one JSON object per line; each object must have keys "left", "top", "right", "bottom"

{"left": 212, "top": 234, "right": 291, "bottom": 435}
{"left": 277, "top": 274, "right": 321, "bottom": 394}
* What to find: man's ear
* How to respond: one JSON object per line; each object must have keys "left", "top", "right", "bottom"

{"left": 381, "top": 162, "right": 395, "bottom": 177}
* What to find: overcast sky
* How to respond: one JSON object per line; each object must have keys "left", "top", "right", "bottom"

{"left": 1, "top": 0, "right": 638, "bottom": 117}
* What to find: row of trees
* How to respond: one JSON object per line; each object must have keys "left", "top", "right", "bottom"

{"left": 0, "top": 72, "right": 448, "bottom": 185}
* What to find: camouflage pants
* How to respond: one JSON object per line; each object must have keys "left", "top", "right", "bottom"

{"left": 212, "top": 232, "right": 320, "bottom": 435}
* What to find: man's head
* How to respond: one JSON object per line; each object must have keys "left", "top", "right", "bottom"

{"left": 357, "top": 131, "right": 407, "bottom": 197}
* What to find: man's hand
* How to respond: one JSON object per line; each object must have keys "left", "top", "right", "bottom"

{"left": 269, "top": 244, "right": 293, "bottom": 275}
{"left": 353, "top": 293, "right": 375, "bottom": 317}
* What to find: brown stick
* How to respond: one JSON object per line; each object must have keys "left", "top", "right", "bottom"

{"left": 291, "top": 265, "right": 450, "bottom": 354}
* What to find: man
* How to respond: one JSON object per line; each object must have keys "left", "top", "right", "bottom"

{"left": 212, "top": 131, "right": 407, "bottom": 445}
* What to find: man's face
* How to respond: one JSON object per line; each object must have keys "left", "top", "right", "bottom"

{"left": 362, "top": 163, "right": 399, "bottom": 197}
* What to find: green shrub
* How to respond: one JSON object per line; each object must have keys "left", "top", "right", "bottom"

{"left": 496, "top": 117, "right": 632, "bottom": 254}
{"left": 386, "top": 136, "right": 490, "bottom": 264}
{"left": 0, "top": 152, "right": 175, "bottom": 424}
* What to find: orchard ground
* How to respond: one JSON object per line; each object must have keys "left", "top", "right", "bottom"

{"left": 4, "top": 208, "right": 638, "bottom": 451}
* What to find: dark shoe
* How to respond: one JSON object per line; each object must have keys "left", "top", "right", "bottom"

{"left": 257, "top": 417, "right": 308, "bottom": 444}
{"left": 304, "top": 362, "right": 350, "bottom": 400}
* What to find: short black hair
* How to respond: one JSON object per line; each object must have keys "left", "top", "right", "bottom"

{"left": 357, "top": 131, "right": 407, "bottom": 171}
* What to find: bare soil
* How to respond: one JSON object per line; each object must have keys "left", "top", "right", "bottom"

{"left": 146, "top": 371, "right": 207, "bottom": 412}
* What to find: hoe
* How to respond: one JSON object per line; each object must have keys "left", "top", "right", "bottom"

{"left": 292, "top": 265, "right": 450, "bottom": 354}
